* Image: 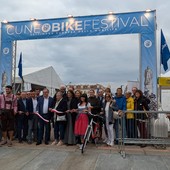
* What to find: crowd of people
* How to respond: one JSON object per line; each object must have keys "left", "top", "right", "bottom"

{"left": 0, "top": 84, "right": 156, "bottom": 148}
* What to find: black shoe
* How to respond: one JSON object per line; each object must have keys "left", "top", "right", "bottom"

{"left": 22, "top": 138, "right": 27, "bottom": 142}
{"left": 45, "top": 141, "right": 49, "bottom": 145}
{"left": 27, "top": 140, "right": 32, "bottom": 144}
{"left": 19, "top": 140, "right": 23, "bottom": 143}
{"left": 140, "top": 144, "right": 147, "bottom": 148}
{"left": 114, "top": 140, "right": 118, "bottom": 145}
{"left": 36, "top": 141, "right": 42, "bottom": 145}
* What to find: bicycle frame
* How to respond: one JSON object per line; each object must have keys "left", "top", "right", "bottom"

{"left": 84, "top": 117, "right": 94, "bottom": 141}
{"left": 81, "top": 113, "right": 103, "bottom": 153}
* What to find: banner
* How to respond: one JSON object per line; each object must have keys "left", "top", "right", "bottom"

{"left": 0, "top": 41, "right": 13, "bottom": 92}
{"left": 141, "top": 33, "right": 157, "bottom": 96}
{"left": 0, "top": 10, "right": 157, "bottom": 96}
{"left": 1, "top": 11, "right": 156, "bottom": 41}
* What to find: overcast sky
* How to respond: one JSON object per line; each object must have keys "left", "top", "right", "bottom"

{"left": 0, "top": 0, "right": 170, "bottom": 91}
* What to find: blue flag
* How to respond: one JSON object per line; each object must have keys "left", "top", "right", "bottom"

{"left": 161, "top": 29, "right": 170, "bottom": 71}
{"left": 18, "top": 52, "right": 23, "bottom": 80}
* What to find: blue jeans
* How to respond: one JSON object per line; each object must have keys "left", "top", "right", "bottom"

{"left": 114, "top": 117, "right": 126, "bottom": 140}
{"left": 27, "top": 114, "right": 38, "bottom": 141}
{"left": 126, "top": 119, "right": 137, "bottom": 138}
{"left": 38, "top": 114, "right": 50, "bottom": 142}
{"left": 54, "top": 121, "right": 66, "bottom": 141}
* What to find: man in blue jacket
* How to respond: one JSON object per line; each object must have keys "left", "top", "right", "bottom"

{"left": 114, "top": 88, "right": 126, "bottom": 144}
{"left": 36, "top": 88, "right": 54, "bottom": 145}
{"left": 17, "top": 91, "right": 29, "bottom": 143}
{"left": 27, "top": 90, "right": 38, "bottom": 144}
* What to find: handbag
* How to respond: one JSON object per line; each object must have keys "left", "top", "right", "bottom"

{"left": 113, "top": 111, "right": 119, "bottom": 119}
{"left": 56, "top": 115, "right": 66, "bottom": 121}
{"left": 143, "top": 106, "right": 149, "bottom": 119}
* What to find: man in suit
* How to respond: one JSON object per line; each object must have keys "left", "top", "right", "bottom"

{"left": 17, "top": 91, "right": 29, "bottom": 143}
{"left": 97, "top": 89, "right": 105, "bottom": 109}
{"left": 27, "top": 90, "right": 38, "bottom": 144}
{"left": 36, "top": 88, "right": 54, "bottom": 145}
{"left": 53, "top": 85, "right": 67, "bottom": 103}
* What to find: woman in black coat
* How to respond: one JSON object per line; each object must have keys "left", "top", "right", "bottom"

{"left": 64, "top": 90, "right": 78, "bottom": 145}
{"left": 134, "top": 90, "right": 149, "bottom": 141}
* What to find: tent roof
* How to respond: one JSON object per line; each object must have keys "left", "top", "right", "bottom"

{"left": 15, "top": 66, "right": 63, "bottom": 89}
{"left": 160, "top": 71, "right": 170, "bottom": 77}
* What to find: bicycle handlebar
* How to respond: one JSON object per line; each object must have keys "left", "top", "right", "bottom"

{"left": 88, "top": 112, "right": 104, "bottom": 119}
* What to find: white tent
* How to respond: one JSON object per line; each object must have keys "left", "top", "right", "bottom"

{"left": 159, "top": 71, "right": 170, "bottom": 110}
{"left": 15, "top": 66, "right": 63, "bottom": 94}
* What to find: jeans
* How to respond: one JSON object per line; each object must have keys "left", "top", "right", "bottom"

{"left": 126, "top": 119, "right": 137, "bottom": 138}
{"left": 37, "top": 114, "right": 50, "bottom": 142}
{"left": 27, "top": 114, "right": 38, "bottom": 142}
{"left": 54, "top": 121, "right": 66, "bottom": 141}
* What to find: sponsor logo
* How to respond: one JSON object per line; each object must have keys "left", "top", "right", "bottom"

{"left": 42, "top": 23, "right": 51, "bottom": 32}
{"left": 144, "top": 40, "right": 152, "bottom": 48}
{"left": 3, "top": 48, "right": 9, "bottom": 55}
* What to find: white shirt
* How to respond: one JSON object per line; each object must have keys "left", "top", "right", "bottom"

{"left": 43, "top": 97, "right": 49, "bottom": 114}
{"left": 105, "top": 102, "right": 110, "bottom": 118}
{"left": 32, "top": 98, "right": 38, "bottom": 113}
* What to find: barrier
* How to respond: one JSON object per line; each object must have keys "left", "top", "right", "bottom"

{"left": 117, "top": 110, "right": 170, "bottom": 158}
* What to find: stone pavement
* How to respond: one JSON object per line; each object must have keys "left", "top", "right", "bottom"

{"left": 0, "top": 141, "right": 170, "bottom": 170}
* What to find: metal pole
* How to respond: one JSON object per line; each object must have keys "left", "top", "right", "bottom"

{"left": 12, "top": 41, "right": 17, "bottom": 94}
{"left": 139, "top": 34, "right": 142, "bottom": 90}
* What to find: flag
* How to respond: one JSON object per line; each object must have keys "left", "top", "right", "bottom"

{"left": 161, "top": 29, "right": 170, "bottom": 71}
{"left": 18, "top": 52, "right": 23, "bottom": 80}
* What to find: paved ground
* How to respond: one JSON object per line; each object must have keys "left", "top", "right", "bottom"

{"left": 0, "top": 141, "right": 170, "bottom": 170}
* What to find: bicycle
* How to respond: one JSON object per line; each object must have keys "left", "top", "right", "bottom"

{"left": 81, "top": 112, "right": 104, "bottom": 154}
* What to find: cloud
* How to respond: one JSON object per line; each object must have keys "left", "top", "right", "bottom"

{"left": 17, "top": 34, "right": 139, "bottom": 85}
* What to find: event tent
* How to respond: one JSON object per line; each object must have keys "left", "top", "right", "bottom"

{"left": 158, "top": 71, "right": 170, "bottom": 110}
{"left": 15, "top": 66, "right": 63, "bottom": 94}
{"left": 159, "top": 71, "right": 170, "bottom": 90}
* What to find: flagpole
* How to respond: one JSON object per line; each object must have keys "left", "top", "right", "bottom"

{"left": 158, "top": 29, "right": 162, "bottom": 105}
{"left": 13, "top": 41, "right": 17, "bottom": 94}
{"left": 21, "top": 78, "right": 24, "bottom": 91}
{"left": 159, "top": 29, "right": 162, "bottom": 77}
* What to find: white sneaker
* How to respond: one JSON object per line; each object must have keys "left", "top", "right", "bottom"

{"left": 79, "top": 144, "right": 83, "bottom": 150}
{"left": 51, "top": 140, "right": 57, "bottom": 145}
{"left": 103, "top": 138, "right": 108, "bottom": 143}
{"left": 109, "top": 141, "right": 114, "bottom": 147}
{"left": 106, "top": 141, "right": 111, "bottom": 146}
{"left": 56, "top": 140, "right": 64, "bottom": 146}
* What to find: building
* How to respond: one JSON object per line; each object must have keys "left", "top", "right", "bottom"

{"left": 67, "top": 83, "right": 105, "bottom": 95}
{"left": 15, "top": 66, "right": 63, "bottom": 95}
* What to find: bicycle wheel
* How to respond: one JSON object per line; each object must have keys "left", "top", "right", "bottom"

{"left": 81, "top": 126, "right": 91, "bottom": 154}
{"left": 93, "top": 123, "right": 101, "bottom": 146}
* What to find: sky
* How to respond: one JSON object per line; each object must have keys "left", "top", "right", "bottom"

{"left": 0, "top": 0, "right": 170, "bottom": 92}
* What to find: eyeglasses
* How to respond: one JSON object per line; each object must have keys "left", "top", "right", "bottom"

{"left": 105, "top": 96, "right": 111, "bottom": 98}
